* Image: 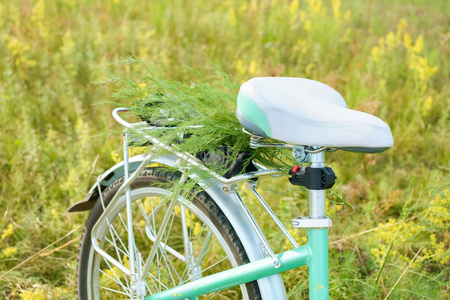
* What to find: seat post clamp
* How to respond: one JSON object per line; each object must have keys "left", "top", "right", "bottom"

{"left": 292, "top": 217, "right": 332, "bottom": 228}
{"left": 288, "top": 166, "right": 336, "bottom": 190}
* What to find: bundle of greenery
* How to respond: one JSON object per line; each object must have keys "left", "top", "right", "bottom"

{"left": 107, "top": 60, "right": 295, "bottom": 179}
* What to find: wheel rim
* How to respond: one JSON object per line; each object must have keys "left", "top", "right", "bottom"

{"left": 86, "top": 186, "right": 249, "bottom": 299}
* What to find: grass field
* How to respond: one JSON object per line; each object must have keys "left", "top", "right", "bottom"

{"left": 0, "top": 0, "right": 449, "bottom": 299}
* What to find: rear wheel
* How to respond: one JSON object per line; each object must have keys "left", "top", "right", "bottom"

{"left": 77, "top": 168, "right": 261, "bottom": 299}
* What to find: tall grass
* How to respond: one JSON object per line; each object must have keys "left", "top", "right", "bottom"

{"left": 0, "top": 0, "right": 448, "bottom": 298}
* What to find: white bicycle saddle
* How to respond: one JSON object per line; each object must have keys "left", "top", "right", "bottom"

{"left": 236, "top": 77, "right": 393, "bottom": 153}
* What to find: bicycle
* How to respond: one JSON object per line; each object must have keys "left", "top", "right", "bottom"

{"left": 69, "top": 77, "right": 393, "bottom": 299}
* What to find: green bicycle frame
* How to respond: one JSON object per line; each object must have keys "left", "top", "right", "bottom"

{"left": 145, "top": 228, "right": 328, "bottom": 300}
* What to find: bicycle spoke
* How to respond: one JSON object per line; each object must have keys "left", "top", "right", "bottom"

{"left": 156, "top": 246, "right": 162, "bottom": 292}
{"left": 100, "top": 222, "right": 132, "bottom": 290}
{"left": 162, "top": 250, "right": 182, "bottom": 283}
{"left": 192, "top": 224, "right": 209, "bottom": 255}
{"left": 118, "top": 212, "right": 129, "bottom": 234}
{"left": 104, "top": 236, "right": 128, "bottom": 259}
{"left": 159, "top": 248, "right": 177, "bottom": 287}
{"left": 146, "top": 269, "right": 160, "bottom": 293}
{"left": 98, "top": 262, "right": 129, "bottom": 293}
{"left": 101, "top": 216, "right": 131, "bottom": 290}
{"left": 108, "top": 222, "right": 130, "bottom": 257}
{"left": 180, "top": 256, "right": 228, "bottom": 286}
{"left": 180, "top": 235, "right": 217, "bottom": 283}
{"left": 163, "top": 202, "right": 177, "bottom": 247}
{"left": 139, "top": 200, "right": 186, "bottom": 262}
{"left": 96, "top": 284, "right": 131, "bottom": 297}
{"left": 145, "top": 281, "right": 153, "bottom": 296}
{"left": 147, "top": 270, "right": 170, "bottom": 290}
{"left": 137, "top": 199, "right": 152, "bottom": 229}
{"left": 118, "top": 212, "right": 138, "bottom": 254}
{"left": 196, "top": 230, "right": 213, "bottom": 265}
{"left": 206, "top": 290, "right": 222, "bottom": 300}
{"left": 180, "top": 204, "right": 190, "bottom": 260}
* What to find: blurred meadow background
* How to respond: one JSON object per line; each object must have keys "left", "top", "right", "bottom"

{"left": 0, "top": 0, "right": 449, "bottom": 299}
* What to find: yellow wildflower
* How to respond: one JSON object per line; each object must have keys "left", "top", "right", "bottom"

{"left": 30, "top": 0, "right": 45, "bottom": 24}
{"left": 421, "top": 96, "right": 433, "bottom": 117}
{"left": 327, "top": 202, "right": 343, "bottom": 215}
{"left": 397, "top": 18, "right": 408, "bottom": 33}
{"left": 403, "top": 33, "right": 412, "bottom": 49}
{"left": 185, "top": 209, "right": 192, "bottom": 227}
{"left": 111, "top": 150, "right": 121, "bottom": 163}
{"left": 306, "top": 0, "right": 323, "bottom": 18}
{"left": 424, "top": 191, "right": 449, "bottom": 228}
{"left": 371, "top": 46, "right": 382, "bottom": 62}
{"left": 235, "top": 59, "right": 246, "bottom": 76}
{"left": 30, "top": 0, "right": 48, "bottom": 39}
{"left": 249, "top": 0, "right": 258, "bottom": 13}
{"left": 61, "top": 30, "right": 76, "bottom": 58}
{"left": 331, "top": 0, "right": 341, "bottom": 20}
{"left": 370, "top": 218, "right": 426, "bottom": 264}
{"left": 19, "top": 290, "right": 46, "bottom": 300}
{"left": 289, "top": 0, "right": 300, "bottom": 23}
{"left": 370, "top": 243, "right": 387, "bottom": 265}
{"left": 239, "top": 2, "right": 248, "bottom": 13}
{"left": 248, "top": 60, "right": 258, "bottom": 75}
{"left": 193, "top": 222, "right": 202, "bottom": 236}
{"left": 408, "top": 53, "right": 438, "bottom": 84}
{"left": 1, "top": 223, "right": 14, "bottom": 239}
{"left": 427, "top": 234, "right": 449, "bottom": 265}
{"left": 7, "top": 37, "right": 36, "bottom": 67}
{"left": 304, "top": 20, "right": 312, "bottom": 32}
{"left": 411, "top": 35, "right": 424, "bottom": 53}
{"left": 50, "top": 208, "right": 59, "bottom": 220}
{"left": 142, "top": 196, "right": 161, "bottom": 215}
{"left": 385, "top": 31, "right": 399, "bottom": 50}
{"left": 2, "top": 247, "right": 18, "bottom": 257}
{"left": 343, "top": 10, "right": 351, "bottom": 22}
{"left": 102, "top": 265, "right": 119, "bottom": 279}
{"left": 228, "top": 8, "right": 237, "bottom": 27}
{"left": 283, "top": 228, "right": 307, "bottom": 251}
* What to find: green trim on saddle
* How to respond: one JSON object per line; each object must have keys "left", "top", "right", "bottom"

{"left": 237, "top": 91, "right": 272, "bottom": 136}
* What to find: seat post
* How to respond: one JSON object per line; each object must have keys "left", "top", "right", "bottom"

{"left": 307, "top": 151, "right": 329, "bottom": 300}
{"left": 308, "top": 151, "right": 326, "bottom": 218}
{"left": 289, "top": 148, "right": 334, "bottom": 299}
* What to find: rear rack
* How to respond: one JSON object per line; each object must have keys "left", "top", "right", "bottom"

{"left": 112, "top": 107, "right": 282, "bottom": 184}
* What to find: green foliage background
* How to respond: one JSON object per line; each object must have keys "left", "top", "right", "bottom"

{"left": 0, "top": 0, "right": 448, "bottom": 298}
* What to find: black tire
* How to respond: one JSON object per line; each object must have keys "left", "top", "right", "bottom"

{"left": 77, "top": 168, "right": 261, "bottom": 299}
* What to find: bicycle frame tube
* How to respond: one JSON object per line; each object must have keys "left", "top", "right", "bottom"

{"left": 308, "top": 228, "right": 329, "bottom": 299}
{"left": 145, "top": 245, "right": 308, "bottom": 300}
{"left": 144, "top": 227, "right": 328, "bottom": 300}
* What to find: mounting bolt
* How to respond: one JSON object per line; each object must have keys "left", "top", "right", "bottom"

{"left": 293, "top": 146, "right": 309, "bottom": 163}
{"left": 222, "top": 184, "right": 237, "bottom": 194}
{"left": 273, "top": 259, "right": 281, "bottom": 268}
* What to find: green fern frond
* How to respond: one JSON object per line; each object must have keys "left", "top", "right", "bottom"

{"left": 109, "top": 60, "right": 294, "bottom": 179}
